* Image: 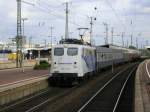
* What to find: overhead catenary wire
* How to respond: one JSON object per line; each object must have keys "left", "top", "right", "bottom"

{"left": 22, "top": 0, "right": 104, "bottom": 37}
{"left": 105, "top": 0, "right": 127, "bottom": 31}
{"left": 20, "top": 0, "right": 82, "bottom": 29}
{"left": 35, "top": 0, "right": 97, "bottom": 27}
{"left": 28, "top": 1, "right": 82, "bottom": 27}
{"left": 21, "top": 0, "right": 83, "bottom": 44}
{"left": 21, "top": 0, "right": 144, "bottom": 46}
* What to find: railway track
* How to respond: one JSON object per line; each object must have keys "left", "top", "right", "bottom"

{"left": 0, "top": 87, "right": 77, "bottom": 112}
{"left": 0, "top": 63, "right": 138, "bottom": 112}
{"left": 77, "top": 64, "right": 137, "bottom": 112}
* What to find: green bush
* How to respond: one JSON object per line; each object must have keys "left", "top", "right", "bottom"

{"left": 34, "top": 60, "right": 50, "bottom": 70}
{"left": 40, "top": 60, "right": 49, "bottom": 64}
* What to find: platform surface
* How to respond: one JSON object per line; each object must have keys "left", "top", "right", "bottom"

{"left": 135, "top": 59, "right": 150, "bottom": 112}
{"left": 0, "top": 67, "right": 49, "bottom": 85}
{"left": 0, "top": 60, "right": 36, "bottom": 70}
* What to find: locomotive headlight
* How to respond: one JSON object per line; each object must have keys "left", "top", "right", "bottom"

{"left": 74, "top": 62, "right": 77, "bottom": 68}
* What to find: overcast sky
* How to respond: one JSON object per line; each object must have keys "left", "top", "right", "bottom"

{"left": 0, "top": 0, "right": 150, "bottom": 47}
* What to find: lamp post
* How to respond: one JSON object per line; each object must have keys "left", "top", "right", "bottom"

{"left": 21, "top": 18, "right": 28, "bottom": 72}
{"left": 16, "top": 0, "right": 22, "bottom": 68}
{"left": 16, "top": 0, "right": 34, "bottom": 68}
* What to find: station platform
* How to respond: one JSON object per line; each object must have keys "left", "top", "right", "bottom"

{"left": 0, "top": 67, "right": 49, "bottom": 85}
{"left": 0, "top": 67, "right": 50, "bottom": 105}
{"left": 0, "top": 60, "right": 36, "bottom": 70}
{"left": 135, "top": 59, "right": 150, "bottom": 112}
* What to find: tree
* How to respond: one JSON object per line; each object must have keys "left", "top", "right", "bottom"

{"left": 129, "top": 45, "right": 137, "bottom": 49}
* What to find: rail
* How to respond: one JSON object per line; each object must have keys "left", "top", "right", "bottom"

{"left": 113, "top": 67, "right": 136, "bottom": 112}
{"left": 77, "top": 64, "right": 136, "bottom": 112}
{"left": 77, "top": 65, "right": 131, "bottom": 112}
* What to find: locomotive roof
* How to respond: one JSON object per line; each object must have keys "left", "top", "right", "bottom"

{"left": 59, "top": 38, "right": 91, "bottom": 46}
{"left": 53, "top": 44, "right": 95, "bottom": 49}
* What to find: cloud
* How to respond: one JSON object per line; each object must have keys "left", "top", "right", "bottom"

{"left": 142, "top": 7, "right": 150, "bottom": 13}
{"left": 0, "top": 0, "right": 149, "bottom": 47}
{"left": 127, "top": 0, "right": 150, "bottom": 15}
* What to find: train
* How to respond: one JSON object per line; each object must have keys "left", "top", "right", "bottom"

{"left": 0, "top": 49, "right": 16, "bottom": 61}
{"left": 49, "top": 39, "right": 141, "bottom": 85}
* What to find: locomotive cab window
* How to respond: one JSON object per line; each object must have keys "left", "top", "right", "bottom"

{"left": 54, "top": 48, "right": 64, "bottom": 56}
{"left": 67, "top": 48, "right": 78, "bottom": 56}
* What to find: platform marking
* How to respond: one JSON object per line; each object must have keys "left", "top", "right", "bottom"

{"left": 0, "top": 66, "right": 32, "bottom": 71}
{"left": 0, "top": 74, "right": 49, "bottom": 87}
{"left": 145, "top": 61, "right": 150, "bottom": 79}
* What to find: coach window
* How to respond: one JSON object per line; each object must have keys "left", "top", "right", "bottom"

{"left": 54, "top": 48, "right": 64, "bottom": 56}
{"left": 67, "top": 48, "right": 78, "bottom": 56}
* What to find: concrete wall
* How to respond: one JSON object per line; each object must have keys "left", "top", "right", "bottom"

{"left": 0, "top": 77, "right": 49, "bottom": 105}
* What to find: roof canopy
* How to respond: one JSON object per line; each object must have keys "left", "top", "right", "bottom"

{"left": 145, "top": 46, "right": 150, "bottom": 51}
